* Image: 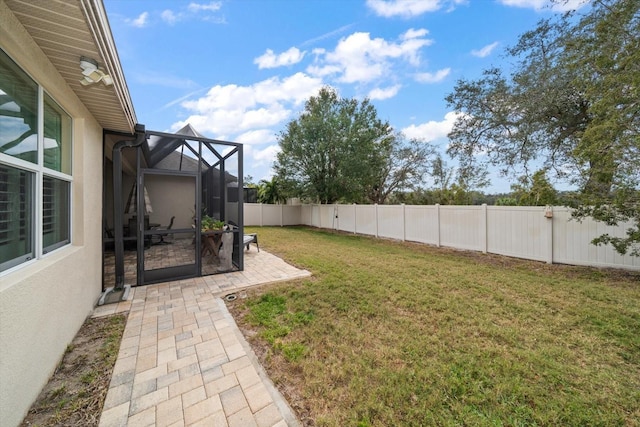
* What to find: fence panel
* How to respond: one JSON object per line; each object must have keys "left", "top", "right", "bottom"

{"left": 487, "top": 206, "right": 550, "bottom": 262}
{"left": 439, "top": 205, "right": 483, "bottom": 251}
{"left": 336, "top": 204, "right": 356, "bottom": 233}
{"left": 301, "top": 204, "right": 318, "bottom": 227}
{"left": 405, "top": 205, "right": 439, "bottom": 245}
{"left": 244, "top": 203, "right": 262, "bottom": 226}
{"left": 553, "top": 208, "right": 640, "bottom": 269}
{"left": 377, "top": 205, "right": 405, "bottom": 240}
{"left": 309, "top": 204, "right": 321, "bottom": 227}
{"left": 261, "top": 204, "right": 283, "bottom": 226}
{"left": 313, "top": 205, "right": 334, "bottom": 229}
{"left": 282, "top": 205, "right": 301, "bottom": 225}
{"left": 355, "top": 205, "right": 377, "bottom": 236}
{"left": 244, "top": 204, "right": 316, "bottom": 227}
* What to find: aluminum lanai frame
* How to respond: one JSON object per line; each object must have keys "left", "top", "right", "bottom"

{"left": 105, "top": 125, "right": 244, "bottom": 295}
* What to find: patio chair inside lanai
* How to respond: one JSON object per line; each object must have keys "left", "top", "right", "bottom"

{"left": 102, "top": 123, "right": 245, "bottom": 299}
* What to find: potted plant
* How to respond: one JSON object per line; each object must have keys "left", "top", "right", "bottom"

{"left": 201, "top": 215, "right": 225, "bottom": 232}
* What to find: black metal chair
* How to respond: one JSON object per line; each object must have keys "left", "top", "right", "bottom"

{"left": 154, "top": 216, "right": 175, "bottom": 244}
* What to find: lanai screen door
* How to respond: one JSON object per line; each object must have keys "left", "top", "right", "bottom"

{"left": 139, "top": 169, "right": 199, "bottom": 285}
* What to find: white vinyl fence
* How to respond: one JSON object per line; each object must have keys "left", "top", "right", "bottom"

{"left": 244, "top": 203, "right": 640, "bottom": 271}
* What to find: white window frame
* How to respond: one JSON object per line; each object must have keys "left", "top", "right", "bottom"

{"left": 0, "top": 53, "right": 73, "bottom": 275}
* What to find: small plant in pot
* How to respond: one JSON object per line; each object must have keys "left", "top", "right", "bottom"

{"left": 201, "top": 215, "right": 225, "bottom": 232}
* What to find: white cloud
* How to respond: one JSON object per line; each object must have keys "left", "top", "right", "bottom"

{"left": 499, "top": 0, "right": 588, "bottom": 12}
{"left": 241, "top": 106, "right": 291, "bottom": 130}
{"left": 255, "top": 72, "right": 324, "bottom": 105}
{"left": 402, "top": 28, "right": 429, "bottom": 40}
{"left": 253, "top": 145, "right": 281, "bottom": 168}
{"left": 151, "top": 2, "right": 225, "bottom": 25}
{"left": 366, "top": 0, "right": 443, "bottom": 17}
{"left": 172, "top": 72, "right": 322, "bottom": 137}
{"left": 308, "top": 30, "right": 433, "bottom": 84}
{"left": 415, "top": 67, "right": 450, "bottom": 83}
{"left": 174, "top": 104, "right": 289, "bottom": 137}
{"left": 127, "top": 12, "right": 149, "bottom": 28}
{"left": 399, "top": 28, "right": 433, "bottom": 66}
{"left": 161, "top": 9, "right": 179, "bottom": 25}
{"left": 471, "top": 42, "right": 499, "bottom": 58}
{"left": 306, "top": 64, "right": 342, "bottom": 78}
{"left": 368, "top": 85, "right": 401, "bottom": 100}
{"left": 235, "top": 129, "right": 277, "bottom": 145}
{"left": 188, "top": 1, "right": 222, "bottom": 12}
{"left": 254, "top": 47, "right": 306, "bottom": 69}
{"left": 402, "top": 111, "right": 462, "bottom": 141}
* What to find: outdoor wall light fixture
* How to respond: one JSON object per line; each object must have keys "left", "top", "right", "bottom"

{"left": 79, "top": 56, "right": 113, "bottom": 86}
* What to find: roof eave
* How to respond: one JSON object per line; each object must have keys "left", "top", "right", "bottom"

{"left": 80, "top": 0, "right": 137, "bottom": 133}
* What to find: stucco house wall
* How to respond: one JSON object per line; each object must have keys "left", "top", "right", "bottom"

{"left": 0, "top": 4, "right": 105, "bottom": 426}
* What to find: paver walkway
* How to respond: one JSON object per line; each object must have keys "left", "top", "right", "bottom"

{"left": 93, "top": 249, "right": 311, "bottom": 427}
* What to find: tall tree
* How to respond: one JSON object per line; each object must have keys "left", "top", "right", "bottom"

{"left": 430, "top": 154, "right": 455, "bottom": 195}
{"left": 275, "top": 87, "right": 431, "bottom": 204}
{"left": 510, "top": 170, "right": 559, "bottom": 206}
{"left": 366, "top": 135, "right": 434, "bottom": 204}
{"left": 565, "top": 0, "right": 640, "bottom": 255}
{"left": 425, "top": 154, "right": 489, "bottom": 205}
{"left": 445, "top": 0, "right": 639, "bottom": 255}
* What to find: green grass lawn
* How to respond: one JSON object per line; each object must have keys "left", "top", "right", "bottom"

{"left": 231, "top": 226, "right": 640, "bottom": 427}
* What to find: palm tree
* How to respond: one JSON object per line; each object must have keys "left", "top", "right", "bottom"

{"left": 257, "top": 177, "right": 287, "bottom": 204}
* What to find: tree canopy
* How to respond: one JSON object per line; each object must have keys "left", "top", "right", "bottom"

{"left": 257, "top": 177, "right": 287, "bottom": 204}
{"left": 445, "top": 0, "right": 639, "bottom": 255}
{"left": 274, "top": 87, "right": 433, "bottom": 204}
{"left": 510, "top": 170, "right": 559, "bottom": 206}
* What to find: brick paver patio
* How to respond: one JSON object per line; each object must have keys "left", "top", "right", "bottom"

{"left": 93, "top": 248, "right": 310, "bottom": 426}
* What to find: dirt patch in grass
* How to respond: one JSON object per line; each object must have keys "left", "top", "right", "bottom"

{"left": 20, "top": 314, "right": 127, "bottom": 427}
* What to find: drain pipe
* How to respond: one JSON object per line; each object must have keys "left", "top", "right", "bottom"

{"left": 99, "top": 123, "right": 145, "bottom": 305}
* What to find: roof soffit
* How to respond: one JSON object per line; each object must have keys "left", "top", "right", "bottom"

{"left": 4, "top": 0, "right": 137, "bottom": 133}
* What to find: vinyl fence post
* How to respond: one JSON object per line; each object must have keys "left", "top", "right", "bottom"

{"left": 260, "top": 203, "right": 263, "bottom": 227}
{"left": 280, "top": 204, "right": 284, "bottom": 227}
{"left": 375, "top": 203, "right": 379, "bottom": 238}
{"left": 436, "top": 204, "right": 441, "bottom": 247}
{"left": 353, "top": 203, "right": 357, "bottom": 234}
{"left": 482, "top": 203, "right": 488, "bottom": 254}
{"left": 546, "top": 205, "right": 553, "bottom": 264}
{"left": 402, "top": 203, "right": 406, "bottom": 242}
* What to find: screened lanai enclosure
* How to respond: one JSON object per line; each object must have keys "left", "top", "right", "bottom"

{"left": 102, "top": 124, "right": 244, "bottom": 293}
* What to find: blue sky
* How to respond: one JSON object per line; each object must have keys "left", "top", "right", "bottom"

{"left": 104, "top": 0, "right": 586, "bottom": 193}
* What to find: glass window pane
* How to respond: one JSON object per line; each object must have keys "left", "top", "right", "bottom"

{"left": 0, "top": 49, "right": 38, "bottom": 164}
{"left": 44, "top": 93, "right": 72, "bottom": 174}
{"left": 0, "top": 164, "right": 34, "bottom": 271}
{"left": 42, "top": 175, "right": 70, "bottom": 252}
